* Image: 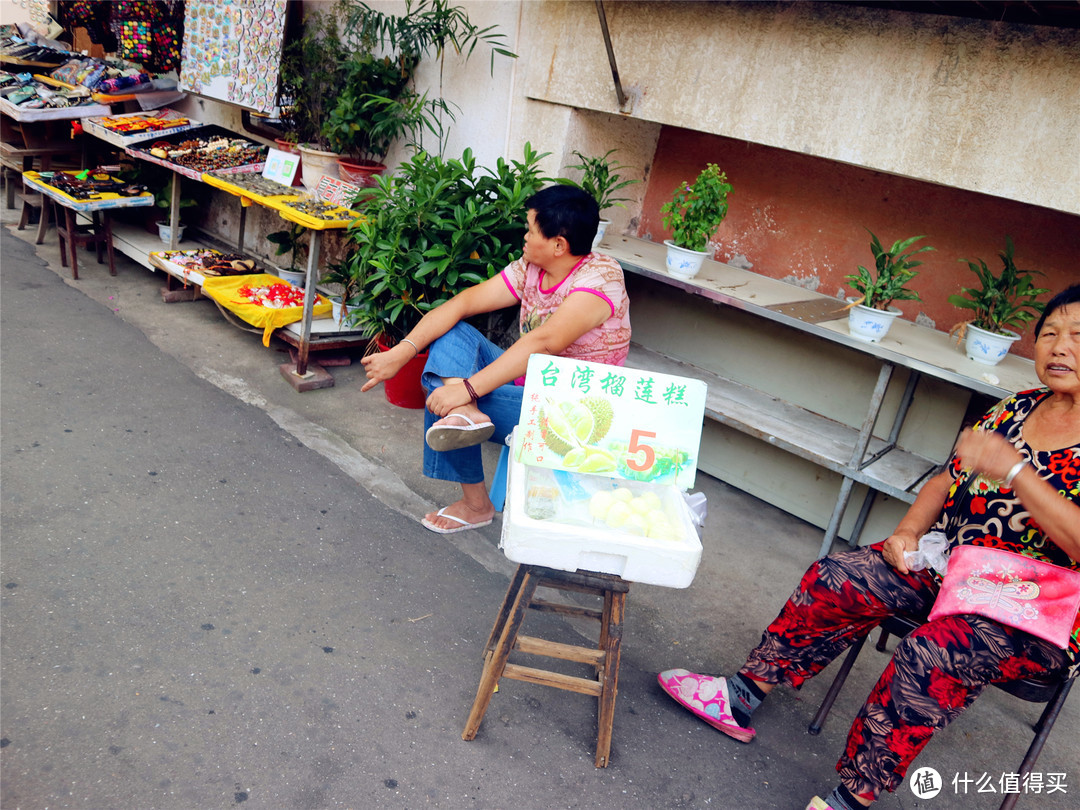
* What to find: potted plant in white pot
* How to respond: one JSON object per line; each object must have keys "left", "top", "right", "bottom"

{"left": 154, "top": 177, "right": 196, "bottom": 244}
{"left": 947, "top": 236, "right": 1049, "bottom": 365}
{"left": 844, "top": 230, "right": 934, "bottom": 343}
{"left": 555, "top": 149, "right": 639, "bottom": 249}
{"left": 266, "top": 223, "right": 308, "bottom": 287}
{"left": 277, "top": 10, "right": 349, "bottom": 189}
{"left": 660, "top": 163, "right": 732, "bottom": 280}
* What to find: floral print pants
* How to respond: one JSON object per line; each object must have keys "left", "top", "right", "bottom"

{"left": 740, "top": 542, "right": 1069, "bottom": 801}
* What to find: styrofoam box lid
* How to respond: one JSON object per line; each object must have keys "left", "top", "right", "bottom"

{"left": 500, "top": 453, "right": 703, "bottom": 588}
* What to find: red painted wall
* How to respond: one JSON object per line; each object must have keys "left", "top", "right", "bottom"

{"left": 639, "top": 127, "right": 1080, "bottom": 360}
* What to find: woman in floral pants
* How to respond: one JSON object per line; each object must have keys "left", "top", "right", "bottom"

{"left": 659, "top": 285, "right": 1080, "bottom": 810}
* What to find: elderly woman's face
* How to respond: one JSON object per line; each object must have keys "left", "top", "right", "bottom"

{"left": 1035, "top": 303, "right": 1080, "bottom": 394}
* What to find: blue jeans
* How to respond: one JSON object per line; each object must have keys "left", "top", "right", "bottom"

{"left": 421, "top": 322, "right": 523, "bottom": 485}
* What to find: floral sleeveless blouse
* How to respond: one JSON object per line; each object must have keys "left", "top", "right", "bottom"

{"left": 941, "top": 388, "right": 1080, "bottom": 660}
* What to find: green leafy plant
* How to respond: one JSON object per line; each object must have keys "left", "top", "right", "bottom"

{"left": 341, "top": 142, "right": 549, "bottom": 339}
{"left": 660, "top": 164, "right": 733, "bottom": 252}
{"left": 554, "top": 149, "right": 639, "bottom": 215}
{"left": 277, "top": 11, "right": 348, "bottom": 151}
{"left": 948, "top": 236, "right": 1048, "bottom": 335}
{"left": 341, "top": 0, "right": 516, "bottom": 75}
{"left": 153, "top": 177, "right": 196, "bottom": 222}
{"left": 266, "top": 223, "right": 308, "bottom": 273}
{"left": 844, "top": 230, "right": 934, "bottom": 311}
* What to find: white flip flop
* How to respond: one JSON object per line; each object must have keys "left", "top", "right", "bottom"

{"left": 425, "top": 413, "right": 495, "bottom": 452}
{"left": 420, "top": 507, "right": 494, "bottom": 535}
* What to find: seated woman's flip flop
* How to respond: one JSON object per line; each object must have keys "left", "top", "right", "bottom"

{"left": 425, "top": 413, "right": 495, "bottom": 452}
{"left": 421, "top": 507, "right": 494, "bottom": 534}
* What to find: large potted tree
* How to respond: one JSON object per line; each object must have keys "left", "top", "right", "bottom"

{"left": 341, "top": 143, "right": 549, "bottom": 407}
{"left": 844, "top": 230, "right": 934, "bottom": 343}
{"left": 277, "top": 10, "right": 349, "bottom": 189}
{"left": 948, "top": 236, "right": 1049, "bottom": 365}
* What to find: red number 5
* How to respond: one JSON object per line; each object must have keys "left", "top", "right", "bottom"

{"left": 626, "top": 429, "right": 656, "bottom": 472}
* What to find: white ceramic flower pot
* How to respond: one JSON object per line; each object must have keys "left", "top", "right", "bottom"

{"left": 276, "top": 268, "right": 306, "bottom": 288}
{"left": 847, "top": 301, "right": 901, "bottom": 343}
{"left": 298, "top": 144, "right": 340, "bottom": 191}
{"left": 592, "top": 219, "right": 611, "bottom": 250}
{"left": 156, "top": 222, "right": 185, "bottom": 245}
{"left": 664, "top": 240, "right": 709, "bottom": 280}
{"left": 964, "top": 324, "right": 1019, "bottom": 365}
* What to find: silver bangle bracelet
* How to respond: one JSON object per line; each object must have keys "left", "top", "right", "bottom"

{"left": 401, "top": 338, "right": 420, "bottom": 358}
{"left": 1003, "top": 460, "right": 1027, "bottom": 489}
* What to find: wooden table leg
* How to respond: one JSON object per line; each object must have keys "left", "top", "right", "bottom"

{"left": 102, "top": 211, "right": 115, "bottom": 275}
{"left": 35, "top": 196, "right": 50, "bottom": 245}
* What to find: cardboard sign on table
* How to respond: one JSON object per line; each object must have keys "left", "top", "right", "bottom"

{"left": 262, "top": 147, "right": 300, "bottom": 187}
{"left": 315, "top": 175, "right": 364, "bottom": 208}
{"left": 513, "top": 353, "right": 707, "bottom": 490}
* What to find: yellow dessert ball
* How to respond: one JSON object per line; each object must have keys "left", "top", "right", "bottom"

{"left": 605, "top": 501, "right": 631, "bottom": 528}
{"left": 589, "top": 491, "right": 616, "bottom": 520}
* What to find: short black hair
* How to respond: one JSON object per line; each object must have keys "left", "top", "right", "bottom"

{"left": 1034, "top": 284, "right": 1080, "bottom": 337}
{"left": 525, "top": 185, "right": 600, "bottom": 256}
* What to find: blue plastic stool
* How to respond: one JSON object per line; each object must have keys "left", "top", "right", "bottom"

{"left": 489, "top": 443, "right": 511, "bottom": 512}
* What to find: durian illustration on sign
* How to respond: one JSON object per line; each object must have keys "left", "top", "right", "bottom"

{"left": 538, "top": 397, "right": 617, "bottom": 472}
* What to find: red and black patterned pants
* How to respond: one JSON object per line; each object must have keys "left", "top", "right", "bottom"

{"left": 740, "top": 542, "right": 1069, "bottom": 801}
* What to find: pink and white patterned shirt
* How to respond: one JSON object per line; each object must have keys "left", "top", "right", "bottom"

{"left": 500, "top": 252, "right": 631, "bottom": 367}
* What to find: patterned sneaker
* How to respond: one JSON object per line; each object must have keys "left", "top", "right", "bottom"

{"left": 805, "top": 798, "right": 834, "bottom": 810}
{"left": 656, "top": 668, "right": 756, "bottom": 743}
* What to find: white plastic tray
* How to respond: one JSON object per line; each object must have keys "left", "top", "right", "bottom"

{"left": 500, "top": 453, "right": 703, "bottom": 588}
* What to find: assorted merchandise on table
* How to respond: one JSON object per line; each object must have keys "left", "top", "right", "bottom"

{"left": 126, "top": 125, "right": 266, "bottom": 179}
{"left": 200, "top": 272, "right": 332, "bottom": 346}
{"left": 0, "top": 69, "right": 100, "bottom": 110}
{"left": 36, "top": 168, "right": 148, "bottom": 199}
{"left": 22, "top": 170, "right": 153, "bottom": 211}
{"left": 82, "top": 108, "right": 197, "bottom": 147}
{"left": 154, "top": 249, "right": 259, "bottom": 278}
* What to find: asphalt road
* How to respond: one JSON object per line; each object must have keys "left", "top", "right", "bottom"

{"left": 2, "top": 225, "right": 1076, "bottom": 810}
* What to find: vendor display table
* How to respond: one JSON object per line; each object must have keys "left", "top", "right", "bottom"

{"left": 122, "top": 125, "right": 266, "bottom": 250}
{"left": 202, "top": 171, "right": 368, "bottom": 391}
{"left": 21, "top": 170, "right": 153, "bottom": 279}
{"left": 82, "top": 109, "right": 198, "bottom": 148}
{"left": 0, "top": 96, "right": 111, "bottom": 122}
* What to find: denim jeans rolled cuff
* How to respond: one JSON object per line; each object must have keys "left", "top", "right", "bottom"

{"left": 421, "top": 322, "right": 524, "bottom": 485}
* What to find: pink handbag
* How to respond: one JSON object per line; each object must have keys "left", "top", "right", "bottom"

{"left": 928, "top": 545, "right": 1080, "bottom": 649}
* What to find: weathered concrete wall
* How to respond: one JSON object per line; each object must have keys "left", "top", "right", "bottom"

{"left": 521, "top": 0, "right": 1080, "bottom": 215}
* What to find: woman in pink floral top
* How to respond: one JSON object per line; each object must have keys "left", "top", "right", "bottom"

{"left": 361, "top": 185, "right": 630, "bottom": 533}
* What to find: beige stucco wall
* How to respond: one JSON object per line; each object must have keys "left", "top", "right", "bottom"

{"left": 515, "top": 0, "right": 1080, "bottom": 215}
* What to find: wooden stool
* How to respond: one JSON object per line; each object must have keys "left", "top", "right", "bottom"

{"left": 462, "top": 564, "right": 629, "bottom": 767}
{"left": 56, "top": 207, "right": 115, "bottom": 280}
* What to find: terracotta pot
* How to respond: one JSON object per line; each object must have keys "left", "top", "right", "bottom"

{"left": 338, "top": 158, "right": 387, "bottom": 188}
{"left": 377, "top": 335, "right": 428, "bottom": 409}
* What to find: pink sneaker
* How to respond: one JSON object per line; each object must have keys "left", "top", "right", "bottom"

{"left": 805, "top": 798, "right": 834, "bottom": 810}
{"left": 656, "top": 668, "right": 756, "bottom": 743}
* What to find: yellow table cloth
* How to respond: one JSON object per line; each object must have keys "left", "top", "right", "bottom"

{"left": 200, "top": 274, "right": 331, "bottom": 346}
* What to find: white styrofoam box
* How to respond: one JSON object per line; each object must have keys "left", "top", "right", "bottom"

{"left": 500, "top": 454, "right": 703, "bottom": 588}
